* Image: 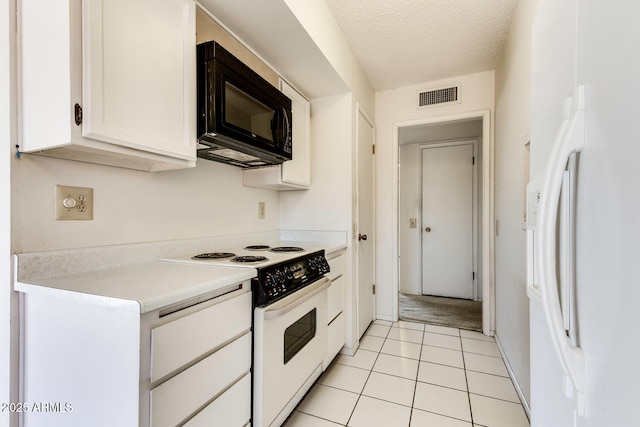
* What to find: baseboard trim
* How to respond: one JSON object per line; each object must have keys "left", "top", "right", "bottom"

{"left": 494, "top": 333, "right": 531, "bottom": 420}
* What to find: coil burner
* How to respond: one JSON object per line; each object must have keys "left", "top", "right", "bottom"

{"left": 191, "top": 252, "right": 236, "bottom": 260}
{"left": 244, "top": 245, "right": 271, "bottom": 251}
{"left": 270, "top": 246, "right": 304, "bottom": 253}
{"left": 232, "top": 255, "right": 268, "bottom": 263}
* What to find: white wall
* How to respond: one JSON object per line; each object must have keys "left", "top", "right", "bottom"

{"left": 13, "top": 155, "right": 280, "bottom": 253}
{"left": 1, "top": 0, "right": 12, "bottom": 423}
{"left": 280, "top": 94, "right": 352, "bottom": 232}
{"left": 375, "top": 71, "right": 495, "bottom": 320}
{"left": 493, "top": 0, "right": 541, "bottom": 407}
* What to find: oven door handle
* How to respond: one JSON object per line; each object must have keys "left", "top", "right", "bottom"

{"left": 263, "top": 277, "right": 331, "bottom": 320}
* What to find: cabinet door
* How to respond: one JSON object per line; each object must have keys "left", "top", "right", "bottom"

{"left": 82, "top": 0, "right": 196, "bottom": 160}
{"left": 281, "top": 80, "right": 311, "bottom": 186}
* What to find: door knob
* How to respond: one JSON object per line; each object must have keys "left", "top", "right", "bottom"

{"left": 424, "top": 227, "right": 431, "bottom": 233}
{"left": 358, "top": 234, "right": 368, "bottom": 241}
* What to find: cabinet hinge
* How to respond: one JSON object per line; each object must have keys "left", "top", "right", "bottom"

{"left": 472, "top": 272, "right": 476, "bottom": 280}
{"left": 74, "top": 104, "right": 83, "bottom": 126}
{"left": 372, "top": 284, "right": 376, "bottom": 295}
{"left": 372, "top": 144, "right": 375, "bottom": 155}
{"left": 472, "top": 156, "right": 475, "bottom": 165}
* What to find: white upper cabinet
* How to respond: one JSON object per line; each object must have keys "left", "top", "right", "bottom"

{"left": 243, "top": 80, "right": 311, "bottom": 190}
{"left": 19, "top": 0, "right": 197, "bottom": 171}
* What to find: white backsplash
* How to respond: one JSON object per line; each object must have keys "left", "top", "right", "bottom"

{"left": 16, "top": 230, "right": 347, "bottom": 282}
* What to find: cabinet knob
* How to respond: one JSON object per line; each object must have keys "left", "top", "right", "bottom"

{"left": 424, "top": 227, "right": 432, "bottom": 233}
{"left": 358, "top": 234, "right": 368, "bottom": 241}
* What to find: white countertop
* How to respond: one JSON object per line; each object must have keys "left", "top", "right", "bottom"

{"left": 15, "top": 261, "right": 256, "bottom": 314}
{"left": 14, "top": 230, "right": 348, "bottom": 314}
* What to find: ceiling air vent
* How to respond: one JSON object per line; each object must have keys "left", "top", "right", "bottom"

{"left": 418, "top": 86, "right": 459, "bottom": 107}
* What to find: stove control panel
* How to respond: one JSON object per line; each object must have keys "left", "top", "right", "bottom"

{"left": 253, "top": 250, "right": 329, "bottom": 306}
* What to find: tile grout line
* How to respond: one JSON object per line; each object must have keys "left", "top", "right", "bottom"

{"left": 460, "top": 330, "right": 477, "bottom": 426}
{"left": 343, "top": 321, "right": 390, "bottom": 427}
{"left": 407, "top": 322, "right": 426, "bottom": 427}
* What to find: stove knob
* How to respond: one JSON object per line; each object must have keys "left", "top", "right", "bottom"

{"left": 265, "top": 273, "right": 276, "bottom": 288}
{"left": 309, "top": 259, "right": 317, "bottom": 271}
{"left": 284, "top": 266, "right": 293, "bottom": 280}
{"left": 275, "top": 270, "right": 285, "bottom": 284}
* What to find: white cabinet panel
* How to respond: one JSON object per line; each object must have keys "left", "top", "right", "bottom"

{"left": 19, "top": 0, "right": 197, "bottom": 171}
{"left": 184, "top": 373, "right": 251, "bottom": 427}
{"left": 150, "top": 291, "right": 251, "bottom": 382}
{"left": 325, "top": 313, "right": 345, "bottom": 368}
{"left": 327, "top": 276, "right": 344, "bottom": 322}
{"left": 281, "top": 80, "right": 311, "bottom": 186}
{"left": 327, "top": 253, "right": 346, "bottom": 281}
{"left": 20, "top": 291, "right": 140, "bottom": 427}
{"left": 325, "top": 252, "right": 346, "bottom": 368}
{"left": 150, "top": 333, "right": 251, "bottom": 427}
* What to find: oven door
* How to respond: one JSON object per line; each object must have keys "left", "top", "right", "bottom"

{"left": 253, "top": 277, "right": 330, "bottom": 427}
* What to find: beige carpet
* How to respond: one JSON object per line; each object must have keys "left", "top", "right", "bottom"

{"left": 399, "top": 293, "right": 482, "bottom": 332}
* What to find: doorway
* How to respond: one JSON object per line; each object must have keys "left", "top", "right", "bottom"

{"left": 395, "top": 112, "right": 493, "bottom": 334}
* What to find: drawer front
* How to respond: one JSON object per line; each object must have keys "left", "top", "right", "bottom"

{"left": 324, "top": 313, "right": 345, "bottom": 368}
{"left": 326, "top": 254, "right": 345, "bottom": 281}
{"left": 327, "top": 276, "right": 344, "bottom": 322}
{"left": 184, "top": 373, "right": 251, "bottom": 427}
{"left": 150, "top": 291, "right": 251, "bottom": 382}
{"left": 150, "top": 332, "right": 251, "bottom": 427}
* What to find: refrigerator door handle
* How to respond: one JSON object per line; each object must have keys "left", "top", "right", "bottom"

{"left": 535, "top": 86, "right": 586, "bottom": 414}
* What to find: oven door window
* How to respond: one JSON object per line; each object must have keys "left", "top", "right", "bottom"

{"left": 283, "top": 308, "right": 316, "bottom": 364}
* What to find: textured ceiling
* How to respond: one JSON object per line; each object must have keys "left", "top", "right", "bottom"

{"left": 325, "top": 0, "right": 520, "bottom": 91}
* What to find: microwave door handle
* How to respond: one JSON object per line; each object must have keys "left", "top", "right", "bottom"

{"left": 283, "top": 107, "right": 290, "bottom": 148}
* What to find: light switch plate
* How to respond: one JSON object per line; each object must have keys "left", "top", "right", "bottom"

{"left": 55, "top": 185, "right": 93, "bottom": 220}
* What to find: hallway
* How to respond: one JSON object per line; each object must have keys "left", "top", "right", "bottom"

{"left": 285, "top": 320, "right": 529, "bottom": 427}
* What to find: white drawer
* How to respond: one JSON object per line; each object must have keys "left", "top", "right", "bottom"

{"left": 150, "top": 291, "right": 251, "bottom": 382}
{"left": 324, "top": 312, "right": 345, "bottom": 369}
{"left": 150, "top": 332, "right": 251, "bottom": 427}
{"left": 327, "top": 276, "right": 344, "bottom": 322}
{"left": 184, "top": 373, "right": 251, "bottom": 427}
{"left": 326, "top": 254, "right": 345, "bottom": 281}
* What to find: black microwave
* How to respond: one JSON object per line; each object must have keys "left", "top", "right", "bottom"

{"left": 196, "top": 41, "right": 292, "bottom": 168}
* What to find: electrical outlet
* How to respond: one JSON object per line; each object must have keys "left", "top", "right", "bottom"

{"left": 258, "top": 202, "right": 266, "bottom": 219}
{"left": 55, "top": 185, "right": 93, "bottom": 220}
{"left": 409, "top": 218, "right": 417, "bottom": 228}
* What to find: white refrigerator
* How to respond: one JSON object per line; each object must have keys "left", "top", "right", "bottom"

{"left": 528, "top": 1, "right": 640, "bottom": 426}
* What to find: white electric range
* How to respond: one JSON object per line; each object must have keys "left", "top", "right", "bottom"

{"left": 162, "top": 242, "right": 331, "bottom": 427}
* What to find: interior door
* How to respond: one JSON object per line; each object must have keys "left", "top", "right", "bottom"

{"left": 357, "top": 109, "right": 375, "bottom": 338}
{"left": 421, "top": 143, "right": 474, "bottom": 299}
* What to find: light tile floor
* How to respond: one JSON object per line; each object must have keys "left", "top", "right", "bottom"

{"left": 284, "top": 320, "right": 530, "bottom": 427}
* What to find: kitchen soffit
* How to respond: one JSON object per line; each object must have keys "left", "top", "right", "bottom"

{"left": 197, "top": 0, "right": 348, "bottom": 99}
